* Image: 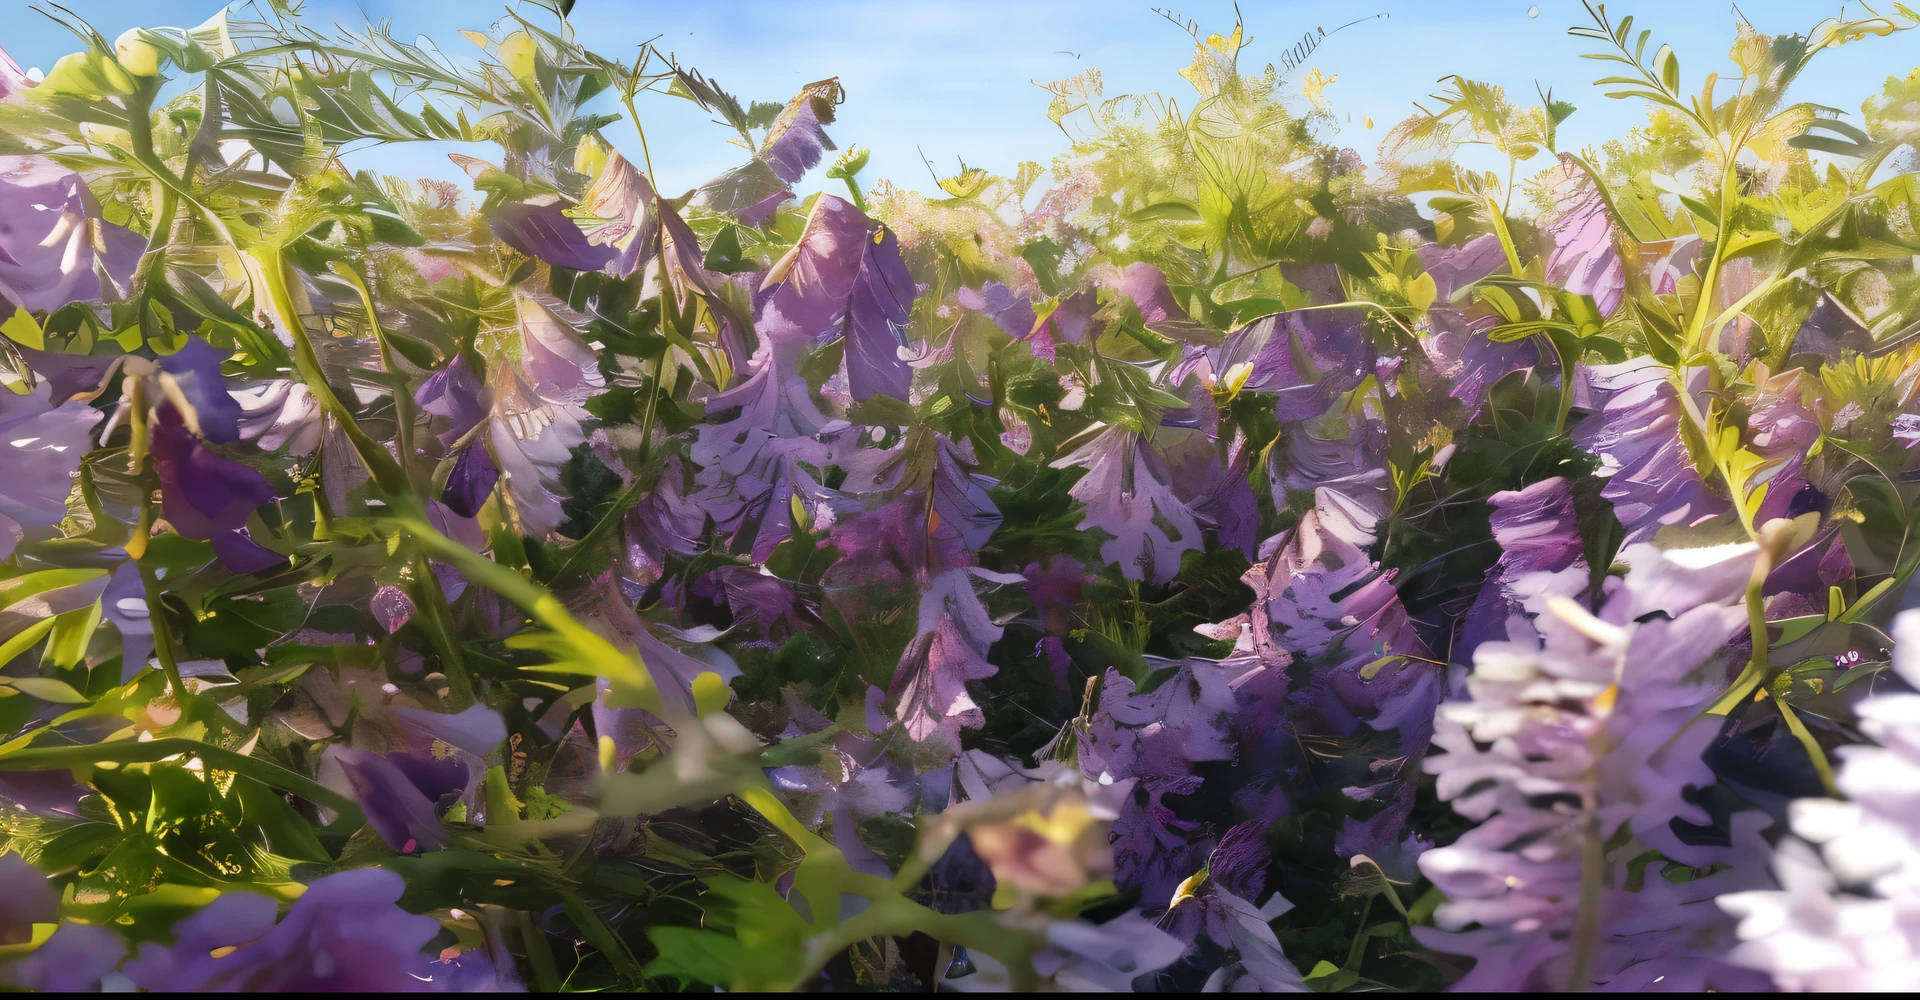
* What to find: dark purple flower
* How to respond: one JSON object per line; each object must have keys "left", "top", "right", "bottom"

{"left": 0, "top": 156, "right": 143, "bottom": 312}
{"left": 958, "top": 281, "right": 1037, "bottom": 339}
{"left": 442, "top": 443, "right": 499, "bottom": 519}
{"left": 1189, "top": 432, "right": 1259, "bottom": 559}
{"left": 329, "top": 747, "right": 467, "bottom": 852}
{"left": 122, "top": 868, "right": 470, "bottom": 992}
{"left": 1791, "top": 292, "right": 1874, "bottom": 361}
{"left": 490, "top": 200, "right": 616, "bottom": 273}
{"left": 149, "top": 404, "right": 282, "bottom": 574}
{"left": 844, "top": 223, "right": 915, "bottom": 401}
{"left": 415, "top": 356, "right": 492, "bottom": 447}
{"left": 157, "top": 337, "right": 245, "bottom": 443}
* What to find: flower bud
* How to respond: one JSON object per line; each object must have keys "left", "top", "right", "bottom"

{"left": 114, "top": 29, "right": 161, "bottom": 78}
{"left": 497, "top": 31, "right": 538, "bottom": 81}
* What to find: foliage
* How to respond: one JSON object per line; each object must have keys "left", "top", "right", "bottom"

{"left": 0, "top": 0, "right": 1917, "bottom": 991}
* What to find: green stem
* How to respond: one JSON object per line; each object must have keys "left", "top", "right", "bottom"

{"left": 253, "top": 252, "right": 408, "bottom": 494}
{"left": 1687, "top": 156, "right": 1742, "bottom": 354}
{"left": 1708, "top": 553, "right": 1774, "bottom": 717}
{"left": 1773, "top": 695, "right": 1840, "bottom": 797}
{"left": 410, "top": 550, "right": 474, "bottom": 707}
{"left": 135, "top": 557, "right": 189, "bottom": 705}
{"left": 389, "top": 512, "right": 659, "bottom": 708}
{"left": 549, "top": 349, "right": 666, "bottom": 584}
{"left": 332, "top": 263, "right": 419, "bottom": 492}
{"left": 0, "top": 737, "right": 364, "bottom": 830}
{"left": 515, "top": 909, "right": 561, "bottom": 992}
{"left": 1566, "top": 813, "right": 1605, "bottom": 992}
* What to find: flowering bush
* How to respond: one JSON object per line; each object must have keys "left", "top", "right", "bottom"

{"left": 0, "top": 0, "right": 1917, "bottom": 991}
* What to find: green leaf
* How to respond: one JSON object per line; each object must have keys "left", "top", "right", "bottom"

{"left": 644, "top": 926, "right": 753, "bottom": 987}
{"left": 1129, "top": 200, "right": 1203, "bottom": 222}
{"left": 0, "top": 676, "right": 90, "bottom": 704}
{"left": 233, "top": 776, "right": 331, "bottom": 863}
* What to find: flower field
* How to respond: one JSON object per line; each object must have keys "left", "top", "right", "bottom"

{"left": 1, "top": 0, "right": 1918, "bottom": 990}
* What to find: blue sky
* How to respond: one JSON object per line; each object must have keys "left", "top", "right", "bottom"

{"left": 10, "top": 1, "right": 1918, "bottom": 197}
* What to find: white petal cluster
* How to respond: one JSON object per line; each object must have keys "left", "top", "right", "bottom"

{"left": 1719, "top": 610, "right": 1920, "bottom": 991}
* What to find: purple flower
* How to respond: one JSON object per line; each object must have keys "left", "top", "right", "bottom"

{"left": 12, "top": 342, "right": 124, "bottom": 406}
{"left": 1743, "top": 363, "right": 1819, "bottom": 524}
{"left": 1459, "top": 477, "right": 1589, "bottom": 657}
{"left": 0, "top": 855, "right": 120, "bottom": 991}
{"left": 371, "top": 585, "right": 416, "bottom": 634}
{"left": 1892, "top": 413, "right": 1920, "bottom": 449}
{"left": 577, "top": 149, "right": 657, "bottom": 278}
{"left": 415, "top": 356, "right": 493, "bottom": 447}
{"left": 887, "top": 570, "right": 1000, "bottom": 749}
{"left": 1419, "top": 539, "right": 1770, "bottom": 990}
{"left": 0, "top": 923, "right": 125, "bottom": 991}
{"left": 1052, "top": 425, "right": 1208, "bottom": 584}
{"left": 0, "top": 45, "right": 31, "bottom": 100}
{"left": 957, "top": 282, "right": 1037, "bottom": 339}
{"left": 123, "top": 869, "right": 475, "bottom": 991}
{"left": 156, "top": 337, "right": 246, "bottom": 443}
{"left": 1154, "top": 831, "right": 1304, "bottom": 993}
{"left": 844, "top": 222, "right": 916, "bottom": 401}
{"left": 149, "top": 403, "right": 283, "bottom": 574}
{"left": 0, "top": 851, "right": 55, "bottom": 942}
{"left": 737, "top": 190, "right": 793, "bottom": 227}
{"left": 762, "top": 97, "right": 836, "bottom": 185}
{"left": 0, "top": 383, "right": 101, "bottom": 560}
{"left": 1420, "top": 307, "right": 1539, "bottom": 418}
{"left": 1212, "top": 307, "right": 1372, "bottom": 422}
{"left": 1574, "top": 360, "right": 1727, "bottom": 542}
{"left": 1416, "top": 234, "right": 1506, "bottom": 300}
{"left": 490, "top": 199, "right": 616, "bottom": 273}
{"left": 1544, "top": 160, "right": 1625, "bottom": 317}
{"left": 757, "top": 194, "right": 869, "bottom": 343}
{"left": 0, "top": 156, "right": 143, "bottom": 313}
{"left": 234, "top": 380, "right": 322, "bottom": 454}
{"left": 327, "top": 746, "right": 468, "bottom": 852}
{"left": 1718, "top": 610, "right": 1920, "bottom": 991}
{"left": 1791, "top": 292, "right": 1875, "bottom": 360}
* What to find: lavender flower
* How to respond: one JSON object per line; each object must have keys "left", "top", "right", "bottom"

{"left": 0, "top": 156, "right": 142, "bottom": 313}
{"left": 122, "top": 869, "right": 487, "bottom": 991}
{"left": 1418, "top": 539, "right": 1772, "bottom": 990}
{"left": 1052, "top": 425, "right": 1207, "bottom": 584}
{"left": 1544, "top": 160, "right": 1626, "bottom": 317}
{"left": 0, "top": 383, "right": 101, "bottom": 560}
{"left": 1574, "top": 360, "right": 1727, "bottom": 543}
